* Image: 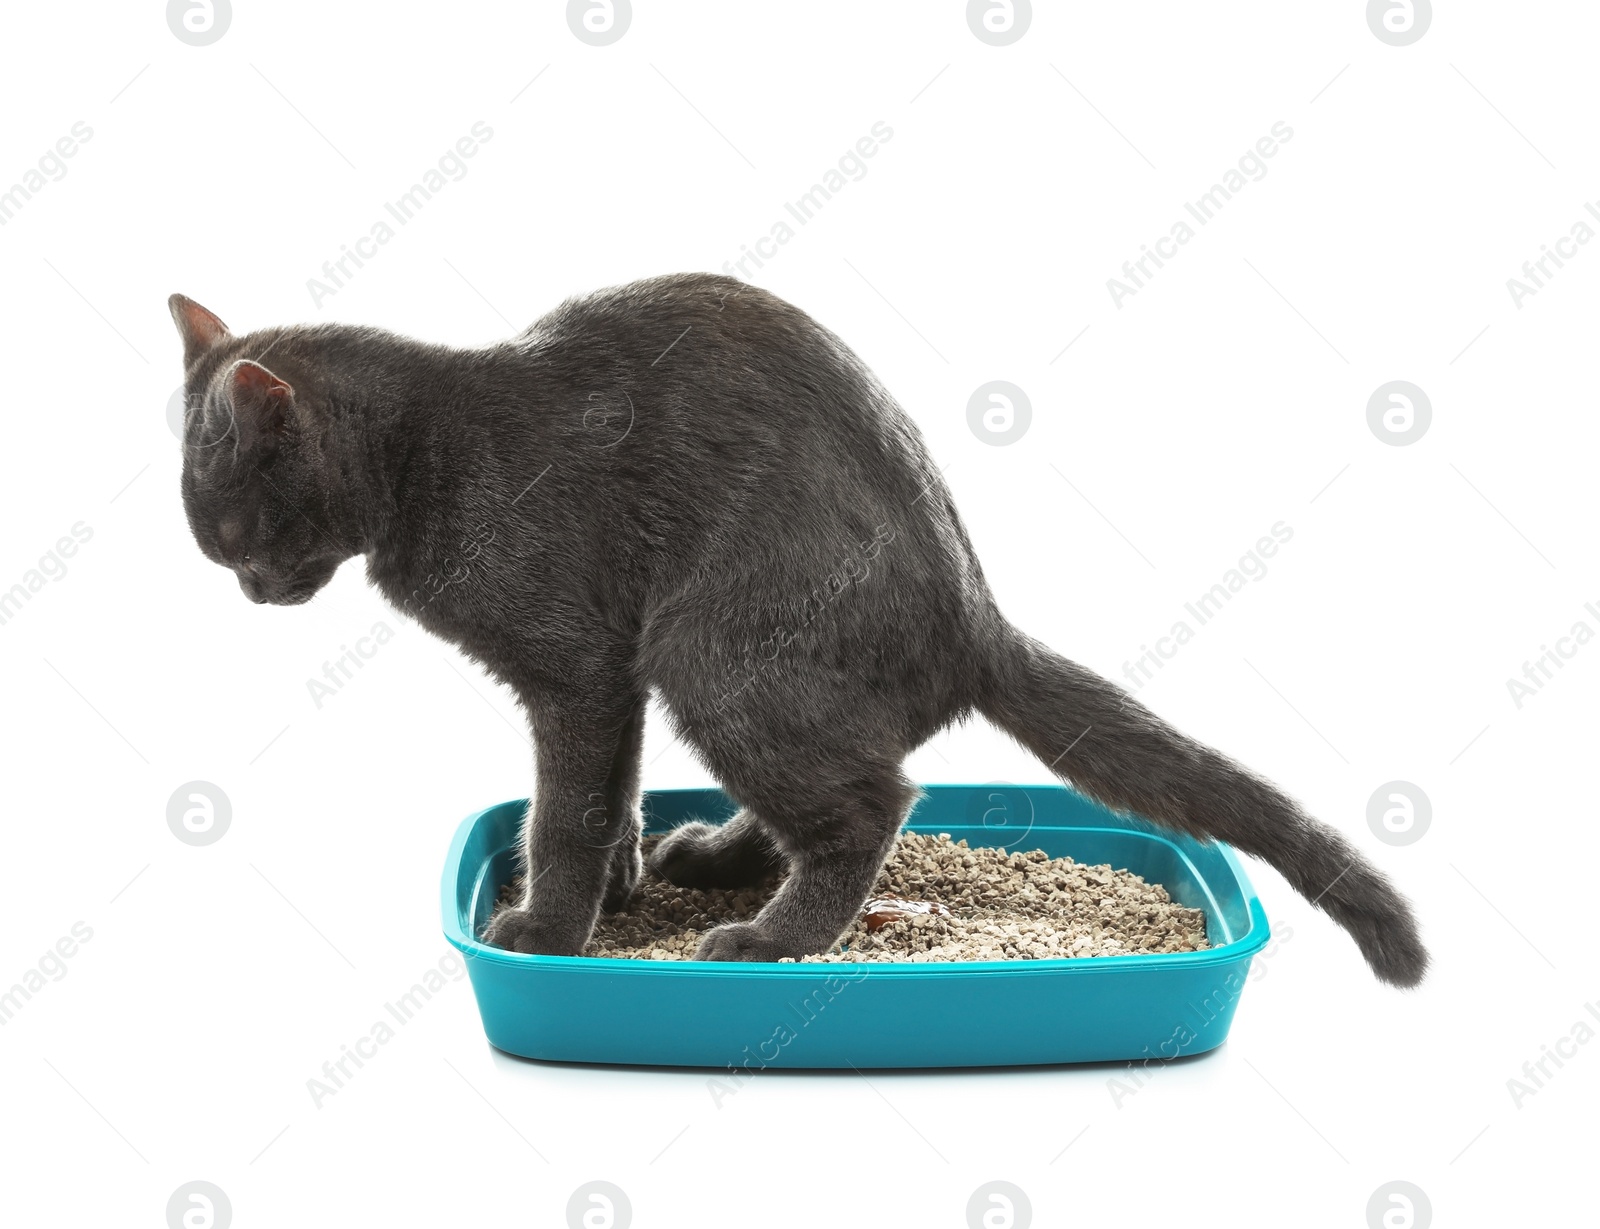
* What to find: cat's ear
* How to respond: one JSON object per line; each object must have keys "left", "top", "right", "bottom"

{"left": 168, "top": 294, "right": 232, "bottom": 367}
{"left": 226, "top": 360, "right": 296, "bottom": 453}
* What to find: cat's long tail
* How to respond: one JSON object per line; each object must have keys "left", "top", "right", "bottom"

{"left": 978, "top": 624, "right": 1428, "bottom": 987}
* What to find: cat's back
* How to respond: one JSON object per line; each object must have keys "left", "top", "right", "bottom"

{"left": 519, "top": 272, "right": 922, "bottom": 459}
{"left": 519, "top": 272, "right": 954, "bottom": 539}
{"left": 520, "top": 272, "right": 826, "bottom": 371}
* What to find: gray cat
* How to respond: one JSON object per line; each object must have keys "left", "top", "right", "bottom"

{"left": 170, "top": 273, "right": 1426, "bottom": 984}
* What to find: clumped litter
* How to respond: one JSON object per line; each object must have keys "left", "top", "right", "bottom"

{"left": 493, "top": 830, "right": 1208, "bottom": 962}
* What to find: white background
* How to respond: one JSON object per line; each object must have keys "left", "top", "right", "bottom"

{"left": 0, "top": 2, "right": 1593, "bottom": 1226}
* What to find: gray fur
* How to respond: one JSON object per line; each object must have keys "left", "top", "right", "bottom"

{"left": 170, "top": 274, "right": 1427, "bottom": 984}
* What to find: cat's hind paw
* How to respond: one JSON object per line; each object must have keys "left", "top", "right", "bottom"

{"left": 649, "top": 816, "right": 781, "bottom": 889}
{"left": 647, "top": 822, "right": 721, "bottom": 886}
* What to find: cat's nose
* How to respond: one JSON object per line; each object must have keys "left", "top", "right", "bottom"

{"left": 238, "top": 574, "right": 268, "bottom": 604}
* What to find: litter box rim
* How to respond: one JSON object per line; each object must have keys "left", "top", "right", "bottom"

{"left": 441, "top": 784, "right": 1272, "bottom": 978}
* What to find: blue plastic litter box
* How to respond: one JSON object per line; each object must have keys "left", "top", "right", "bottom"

{"left": 441, "top": 784, "right": 1271, "bottom": 1068}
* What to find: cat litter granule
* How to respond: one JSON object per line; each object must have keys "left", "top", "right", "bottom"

{"left": 495, "top": 830, "right": 1208, "bottom": 962}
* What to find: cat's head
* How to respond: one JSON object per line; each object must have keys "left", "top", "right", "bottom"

{"left": 170, "top": 295, "right": 354, "bottom": 605}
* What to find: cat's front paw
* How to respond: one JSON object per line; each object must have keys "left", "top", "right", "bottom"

{"left": 482, "top": 908, "right": 584, "bottom": 955}
{"left": 693, "top": 921, "right": 789, "bottom": 962}
{"left": 602, "top": 842, "right": 642, "bottom": 913}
